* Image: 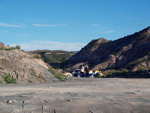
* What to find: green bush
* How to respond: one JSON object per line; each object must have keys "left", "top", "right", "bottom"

{"left": 0, "top": 47, "right": 15, "bottom": 51}
{"left": 0, "top": 66, "right": 4, "bottom": 70}
{"left": 0, "top": 80, "right": 2, "bottom": 84}
{"left": 137, "top": 66, "right": 147, "bottom": 71}
{"left": 120, "top": 69, "right": 129, "bottom": 75}
{"left": 55, "top": 74, "right": 67, "bottom": 81}
{"left": 28, "top": 80, "right": 33, "bottom": 83}
{"left": 33, "top": 54, "right": 41, "bottom": 59}
{"left": 48, "top": 66, "right": 67, "bottom": 81}
{"left": 105, "top": 70, "right": 117, "bottom": 77}
{"left": 15, "top": 45, "right": 21, "bottom": 50}
{"left": 4, "top": 74, "right": 17, "bottom": 84}
{"left": 0, "top": 45, "right": 21, "bottom": 51}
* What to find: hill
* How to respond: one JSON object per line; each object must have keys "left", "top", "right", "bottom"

{"left": 0, "top": 44, "right": 56, "bottom": 84}
{"left": 64, "top": 26, "right": 150, "bottom": 77}
{"left": 29, "top": 50, "right": 75, "bottom": 68}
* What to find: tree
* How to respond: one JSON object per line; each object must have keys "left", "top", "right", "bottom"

{"left": 15, "top": 45, "right": 21, "bottom": 50}
{"left": 0, "top": 42, "right": 5, "bottom": 48}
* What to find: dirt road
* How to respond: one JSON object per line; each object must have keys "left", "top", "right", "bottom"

{"left": 0, "top": 78, "right": 150, "bottom": 113}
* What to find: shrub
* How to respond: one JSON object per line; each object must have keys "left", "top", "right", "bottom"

{"left": 0, "top": 66, "right": 4, "bottom": 70}
{"left": 137, "top": 66, "right": 147, "bottom": 71}
{"left": 0, "top": 42, "right": 4, "bottom": 48}
{"left": 0, "top": 47, "right": 16, "bottom": 51}
{"left": 33, "top": 54, "right": 41, "bottom": 59}
{"left": 0, "top": 58, "right": 8, "bottom": 62}
{"left": 15, "top": 45, "right": 21, "bottom": 50}
{"left": 48, "top": 66, "right": 67, "bottom": 81}
{"left": 104, "top": 70, "right": 117, "bottom": 77}
{"left": 120, "top": 69, "right": 129, "bottom": 75}
{"left": 28, "top": 80, "right": 33, "bottom": 83}
{"left": 55, "top": 74, "right": 66, "bottom": 81}
{"left": 0, "top": 80, "right": 2, "bottom": 84}
{"left": 4, "top": 74, "right": 17, "bottom": 84}
{"left": 0, "top": 45, "right": 21, "bottom": 51}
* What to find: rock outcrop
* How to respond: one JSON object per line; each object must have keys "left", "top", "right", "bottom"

{"left": 0, "top": 48, "right": 55, "bottom": 84}
{"left": 65, "top": 26, "right": 150, "bottom": 73}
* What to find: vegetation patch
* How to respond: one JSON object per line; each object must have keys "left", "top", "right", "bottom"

{"left": 48, "top": 66, "right": 67, "bottom": 81}
{"left": 29, "top": 50, "right": 75, "bottom": 68}
{"left": 33, "top": 54, "right": 41, "bottom": 59}
{"left": 4, "top": 74, "right": 17, "bottom": 84}
{"left": 126, "top": 58, "right": 150, "bottom": 70}
{"left": 0, "top": 45, "right": 21, "bottom": 51}
{"left": 137, "top": 66, "right": 148, "bottom": 71}
{"left": 28, "top": 80, "right": 33, "bottom": 83}
{"left": 120, "top": 69, "right": 129, "bottom": 75}
{"left": 0, "top": 80, "right": 2, "bottom": 84}
{"left": 0, "top": 58, "right": 8, "bottom": 62}
{"left": 104, "top": 70, "right": 118, "bottom": 77}
{"left": 0, "top": 66, "right": 4, "bottom": 70}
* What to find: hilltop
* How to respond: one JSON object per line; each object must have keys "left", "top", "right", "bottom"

{"left": 64, "top": 26, "right": 150, "bottom": 77}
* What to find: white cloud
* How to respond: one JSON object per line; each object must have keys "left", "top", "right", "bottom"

{"left": 0, "top": 22, "right": 22, "bottom": 28}
{"left": 101, "top": 30, "right": 115, "bottom": 34}
{"left": 10, "top": 41, "right": 86, "bottom": 51}
{"left": 32, "top": 24, "right": 67, "bottom": 27}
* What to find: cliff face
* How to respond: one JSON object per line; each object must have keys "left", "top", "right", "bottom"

{"left": 65, "top": 26, "right": 150, "bottom": 72}
{"left": 0, "top": 49, "right": 55, "bottom": 84}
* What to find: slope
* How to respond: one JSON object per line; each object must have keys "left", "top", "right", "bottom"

{"left": 65, "top": 26, "right": 150, "bottom": 74}
{"left": 0, "top": 44, "right": 56, "bottom": 84}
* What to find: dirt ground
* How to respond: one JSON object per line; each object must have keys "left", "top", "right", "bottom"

{"left": 0, "top": 78, "right": 150, "bottom": 113}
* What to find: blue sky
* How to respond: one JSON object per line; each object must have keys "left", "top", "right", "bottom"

{"left": 0, "top": 0, "right": 150, "bottom": 51}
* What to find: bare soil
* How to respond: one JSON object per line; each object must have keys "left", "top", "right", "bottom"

{"left": 0, "top": 78, "right": 150, "bottom": 113}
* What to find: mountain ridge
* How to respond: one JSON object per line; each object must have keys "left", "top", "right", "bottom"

{"left": 64, "top": 26, "right": 150, "bottom": 76}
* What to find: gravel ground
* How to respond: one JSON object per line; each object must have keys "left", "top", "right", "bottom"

{"left": 0, "top": 78, "right": 150, "bottom": 113}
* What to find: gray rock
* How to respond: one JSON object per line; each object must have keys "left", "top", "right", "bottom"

{"left": 7, "top": 99, "right": 17, "bottom": 104}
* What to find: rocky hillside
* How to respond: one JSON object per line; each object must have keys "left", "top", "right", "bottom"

{"left": 0, "top": 45, "right": 56, "bottom": 84}
{"left": 65, "top": 26, "right": 150, "bottom": 75}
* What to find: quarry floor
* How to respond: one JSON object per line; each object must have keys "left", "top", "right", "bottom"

{"left": 0, "top": 78, "right": 150, "bottom": 113}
